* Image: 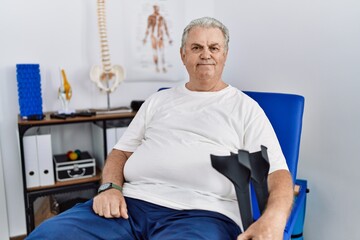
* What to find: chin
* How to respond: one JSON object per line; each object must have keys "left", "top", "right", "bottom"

{"left": 196, "top": 71, "right": 214, "bottom": 79}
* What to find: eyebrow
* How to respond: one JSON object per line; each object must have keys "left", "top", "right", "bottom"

{"left": 209, "top": 43, "right": 221, "bottom": 48}
{"left": 190, "top": 43, "right": 221, "bottom": 48}
{"left": 191, "top": 43, "right": 203, "bottom": 47}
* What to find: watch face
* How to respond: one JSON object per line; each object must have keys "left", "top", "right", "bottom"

{"left": 99, "top": 183, "right": 111, "bottom": 191}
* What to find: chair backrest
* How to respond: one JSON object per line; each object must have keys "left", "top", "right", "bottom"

{"left": 243, "top": 91, "right": 305, "bottom": 182}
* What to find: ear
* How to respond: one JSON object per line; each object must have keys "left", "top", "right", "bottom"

{"left": 224, "top": 48, "right": 229, "bottom": 58}
{"left": 180, "top": 48, "right": 186, "bottom": 64}
{"left": 223, "top": 48, "right": 229, "bottom": 62}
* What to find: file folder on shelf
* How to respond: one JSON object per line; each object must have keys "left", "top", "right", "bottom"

{"left": 23, "top": 136, "right": 40, "bottom": 188}
{"left": 37, "top": 134, "right": 55, "bottom": 186}
{"left": 23, "top": 134, "right": 54, "bottom": 188}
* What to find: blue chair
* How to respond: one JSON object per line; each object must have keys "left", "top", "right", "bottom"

{"left": 243, "top": 91, "right": 307, "bottom": 240}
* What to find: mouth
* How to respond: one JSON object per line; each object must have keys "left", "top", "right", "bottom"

{"left": 197, "top": 63, "right": 215, "bottom": 66}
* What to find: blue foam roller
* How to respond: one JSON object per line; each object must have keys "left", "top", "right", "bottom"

{"left": 16, "top": 64, "right": 43, "bottom": 119}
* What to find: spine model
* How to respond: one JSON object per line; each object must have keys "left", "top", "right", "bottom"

{"left": 90, "top": 0, "right": 124, "bottom": 93}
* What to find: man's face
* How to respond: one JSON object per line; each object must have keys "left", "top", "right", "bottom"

{"left": 181, "top": 27, "right": 228, "bottom": 86}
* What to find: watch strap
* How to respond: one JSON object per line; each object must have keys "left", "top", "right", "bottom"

{"left": 98, "top": 182, "right": 123, "bottom": 194}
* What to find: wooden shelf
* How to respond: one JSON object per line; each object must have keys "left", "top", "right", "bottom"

{"left": 18, "top": 111, "right": 136, "bottom": 127}
{"left": 27, "top": 169, "right": 102, "bottom": 192}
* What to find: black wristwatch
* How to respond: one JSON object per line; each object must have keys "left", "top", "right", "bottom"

{"left": 98, "top": 182, "right": 123, "bottom": 194}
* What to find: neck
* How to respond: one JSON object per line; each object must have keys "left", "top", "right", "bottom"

{"left": 185, "top": 80, "right": 228, "bottom": 92}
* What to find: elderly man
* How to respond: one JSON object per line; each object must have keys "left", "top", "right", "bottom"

{"left": 27, "top": 17, "right": 293, "bottom": 240}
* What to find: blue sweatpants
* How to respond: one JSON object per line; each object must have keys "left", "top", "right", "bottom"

{"left": 26, "top": 197, "right": 241, "bottom": 240}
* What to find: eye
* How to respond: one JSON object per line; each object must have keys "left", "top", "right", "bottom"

{"left": 210, "top": 46, "right": 220, "bottom": 52}
{"left": 192, "top": 45, "right": 202, "bottom": 52}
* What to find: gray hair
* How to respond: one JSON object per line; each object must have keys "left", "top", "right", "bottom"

{"left": 181, "top": 17, "right": 229, "bottom": 52}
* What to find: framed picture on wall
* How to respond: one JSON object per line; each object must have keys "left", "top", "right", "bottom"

{"left": 122, "top": 0, "right": 186, "bottom": 82}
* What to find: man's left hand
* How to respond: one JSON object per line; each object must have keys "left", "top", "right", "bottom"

{"left": 237, "top": 213, "right": 285, "bottom": 240}
{"left": 237, "top": 170, "right": 293, "bottom": 240}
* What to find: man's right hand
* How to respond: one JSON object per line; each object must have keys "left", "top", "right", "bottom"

{"left": 92, "top": 189, "right": 129, "bottom": 219}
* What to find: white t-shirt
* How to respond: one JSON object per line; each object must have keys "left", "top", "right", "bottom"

{"left": 114, "top": 84, "right": 288, "bottom": 230}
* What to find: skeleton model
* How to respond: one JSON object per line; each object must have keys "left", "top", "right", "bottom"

{"left": 90, "top": 0, "right": 125, "bottom": 106}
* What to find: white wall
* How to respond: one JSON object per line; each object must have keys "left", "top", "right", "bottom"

{"left": 0, "top": 38, "right": 9, "bottom": 235}
{"left": 216, "top": 0, "right": 360, "bottom": 239}
{"left": 0, "top": 142, "right": 9, "bottom": 240}
{"left": 0, "top": 0, "right": 359, "bottom": 238}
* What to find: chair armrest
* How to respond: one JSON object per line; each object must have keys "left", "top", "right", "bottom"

{"left": 283, "top": 179, "right": 308, "bottom": 240}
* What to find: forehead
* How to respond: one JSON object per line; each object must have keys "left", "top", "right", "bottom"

{"left": 186, "top": 27, "right": 225, "bottom": 46}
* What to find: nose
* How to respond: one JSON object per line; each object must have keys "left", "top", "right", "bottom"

{"left": 200, "top": 48, "right": 211, "bottom": 59}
